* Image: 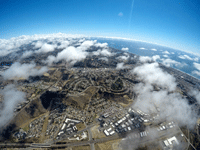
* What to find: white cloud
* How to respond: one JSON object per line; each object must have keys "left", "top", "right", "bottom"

{"left": 152, "top": 55, "right": 160, "bottom": 61}
{"left": 139, "top": 56, "right": 152, "bottom": 63}
{"left": 192, "top": 62, "right": 200, "bottom": 76}
{"left": 21, "top": 51, "right": 34, "bottom": 58}
{"left": 163, "top": 51, "right": 170, "bottom": 54}
{"left": 95, "top": 42, "right": 108, "bottom": 48}
{"left": 34, "top": 41, "right": 43, "bottom": 49}
{"left": 57, "top": 41, "right": 70, "bottom": 49}
{"left": 116, "top": 62, "right": 128, "bottom": 70}
{"left": 43, "top": 55, "right": 57, "bottom": 65}
{"left": 194, "top": 62, "right": 200, "bottom": 71}
{"left": 139, "top": 55, "right": 161, "bottom": 63}
{"left": 121, "top": 47, "right": 129, "bottom": 51}
{"left": 0, "top": 84, "right": 26, "bottom": 127}
{"left": 189, "top": 89, "right": 200, "bottom": 105}
{"left": 117, "top": 53, "right": 129, "bottom": 61}
{"left": 36, "top": 43, "right": 55, "bottom": 53}
{"left": 100, "top": 49, "right": 113, "bottom": 56}
{"left": 118, "top": 12, "right": 123, "bottom": 17}
{"left": 99, "top": 57, "right": 108, "bottom": 62}
{"left": 139, "top": 47, "right": 146, "bottom": 50}
{"left": 131, "top": 62, "right": 197, "bottom": 128}
{"left": 161, "top": 58, "right": 184, "bottom": 67}
{"left": 194, "top": 57, "right": 199, "bottom": 62}
{"left": 57, "top": 46, "right": 87, "bottom": 62}
{"left": 1, "top": 62, "right": 48, "bottom": 80}
{"left": 163, "top": 55, "right": 169, "bottom": 58}
{"left": 192, "top": 70, "right": 200, "bottom": 76}
{"left": 79, "top": 40, "right": 96, "bottom": 50}
{"left": 178, "top": 55, "right": 193, "bottom": 61}
{"left": 0, "top": 33, "right": 84, "bottom": 57}
{"left": 132, "top": 62, "right": 176, "bottom": 91}
{"left": 44, "top": 45, "right": 88, "bottom": 65}
{"left": 151, "top": 48, "right": 157, "bottom": 51}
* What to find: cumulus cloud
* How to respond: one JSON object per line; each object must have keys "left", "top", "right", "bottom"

{"left": 118, "top": 12, "right": 123, "bottom": 17}
{"left": 101, "top": 49, "right": 113, "bottom": 56}
{"left": 0, "top": 84, "right": 26, "bottom": 127}
{"left": 35, "top": 43, "right": 56, "bottom": 53}
{"left": 121, "top": 47, "right": 129, "bottom": 51}
{"left": 152, "top": 55, "right": 160, "bottom": 61}
{"left": 163, "top": 55, "right": 169, "bottom": 58}
{"left": 132, "top": 63, "right": 176, "bottom": 91}
{"left": 139, "top": 56, "right": 152, "bottom": 63}
{"left": 34, "top": 41, "right": 43, "bottom": 49}
{"left": 93, "top": 49, "right": 114, "bottom": 57}
{"left": 192, "top": 62, "right": 200, "bottom": 76}
{"left": 78, "top": 40, "right": 96, "bottom": 50}
{"left": 189, "top": 89, "right": 200, "bottom": 105}
{"left": 192, "top": 71, "right": 200, "bottom": 76}
{"left": 193, "top": 62, "right": 200, "bottom": 71}
{"left": 57, "top": 41, "right": 70, "bottom": 49}
{"left": 151, "top": 48, "right": 157, "bottom": 51}
{"left": 116, "top": 62, "right": 127, "bottom": 70}
{"left": 194, "top": 57, "right": 199, "bottom": 62}
{"left": 95, "top": 42, "right": 108, "bottom": 48}
{"left": 163, "top": 51, "right": 170, "bottom": 54}
{"left": 117, "top": 53, "right": 130, "bottom": 61}
{"left": 1, "top": 62, "right": 48, "bottom": 80}
{"left": 178, "top": 55, "right": 193, "bottom": 61}
{"left": 99, "top": 57, "right": 108, "bottom": 62}
{"left": 131, "top": 62, "right": 197, "bottom": 128}
{"left": 44, "top": 45, "right": 88, "bottom": 65}
{"left": 139, "top": 47, "right": 146, "bottom": 50}
{"left": 57, "top": 46, "right": 87, "bottom": 62}
{"left": 161, "top": 58, "right": 185, "bottom": 67}
{"left": 0, "top": 33, "right": 83, "bottom": 57}
{"left": 21, "top": 51, "right": 34, "bottom": 58}
{"left": 139, "top": 55, "right": 161, "bottom": 63}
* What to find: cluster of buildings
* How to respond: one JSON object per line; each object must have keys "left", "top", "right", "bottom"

{"left": 67, "top": 131, "right": 87, "bottom": 141}
{"left": 13, "top": 129, "right": 27, "bottom": 141}
{"left": 56, "top": 118, "right": 80, "bottom": 139}
{"left": 26, "top": 115, "right": 45, "bottom": 139}
{"left": 98, "top": 107, "right": 150, "bottom": 136}
{"left": 162, "top": 136, "right": 180, "bottom": 150}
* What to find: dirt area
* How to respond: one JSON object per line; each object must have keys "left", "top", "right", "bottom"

{"left": 95, "top": 139, "right": 122, "bottom": 150}
{"left": 72, "top": 145, "right": 91, "bottom": 150}
{"left": 91, "top": 125, "right": 106, "bottom": 139}
{"left": 118, "top": 95, "right": 133, "bottom": 108}
{"left": 76, "top": 122, "right": 86, "bottom": 131}
{"left": 39, "top": 111, "right": 50, "bottom": 142}
{"left": 11, "top": 98, "right": 47, "bottom": 129}
{"left": 64, "top": 86, "right": 99, "bottom": 109}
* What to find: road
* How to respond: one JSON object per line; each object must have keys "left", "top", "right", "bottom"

{"left": 86, "top": 123, "right": 95, "bottom": 150}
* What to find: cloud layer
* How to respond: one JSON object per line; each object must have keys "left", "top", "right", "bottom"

{"left": 0, "top": 84, "right": 26, "bottom": 127}
{"left": 131, "top": 62, "right": 197, "bottom": 128}
{"left": 1, "top": 62, "right": 48, "bottom": 80}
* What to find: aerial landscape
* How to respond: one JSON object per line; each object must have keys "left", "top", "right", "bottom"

{"left": 0, "top": 0, "right": 200, "bottom": 150}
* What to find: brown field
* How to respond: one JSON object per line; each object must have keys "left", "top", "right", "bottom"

{"left": 76, "top": 122, "right": 86, "bottom": 131}
{"left": 91, "top": 125, "right": 106, "bottom": 139}
{"left": 63, "top": 86, "right": 99, "bottom": 109}
{"left": 95, "top": 139, "right": 122, "bottom": 150}
{"left": 9, "top": 98, "right": 47, "bottom": 131}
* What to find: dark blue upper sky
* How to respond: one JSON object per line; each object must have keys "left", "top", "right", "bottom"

{"left": 0, "top": 0, "right": 200, "bottom": 53}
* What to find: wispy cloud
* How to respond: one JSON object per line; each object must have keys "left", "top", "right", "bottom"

{"left": 118, "top": 12, "right": 123, "bottom": 17}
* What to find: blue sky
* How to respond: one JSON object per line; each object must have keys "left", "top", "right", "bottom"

{"left": 0, "top": 0, "right": 200, "bottom": 53}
